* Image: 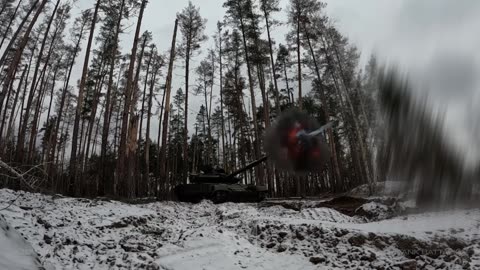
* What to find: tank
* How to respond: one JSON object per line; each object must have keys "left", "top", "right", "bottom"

{"left": 174, "top": 156, "right": 268, "bottom": 204}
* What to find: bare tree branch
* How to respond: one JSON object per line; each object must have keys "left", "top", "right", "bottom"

{"left": 0, "top": 159, "right": 35, "bottom": 191}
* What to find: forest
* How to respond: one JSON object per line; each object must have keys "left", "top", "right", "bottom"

{"left": 0, "top": 0, "right": 380, "bottom": 199}
{"left": 2, "top": 1, "right": 480, "bottom": 269}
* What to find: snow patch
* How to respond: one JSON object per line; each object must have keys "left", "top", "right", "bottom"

{"left": 0, "top": 214, "right": 41, "bottom": 270}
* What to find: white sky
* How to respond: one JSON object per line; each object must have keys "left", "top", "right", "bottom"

{"left": 67, "top": 0, "right": 480, "bottom": 159}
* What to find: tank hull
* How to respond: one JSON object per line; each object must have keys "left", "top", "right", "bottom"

{"left": 174, "top": 183, "right": 267, "bottom": 204}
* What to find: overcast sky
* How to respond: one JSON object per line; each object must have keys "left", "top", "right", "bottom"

{"left": 71, "top": 0, "right": 480, "bottom": 160}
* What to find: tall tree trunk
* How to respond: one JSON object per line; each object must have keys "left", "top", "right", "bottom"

{"left": 10, "top": 0, "right": 53, "bottom": 161}
{"left": 282, "top": 60, "right": 293, "bottom": 104}
{"left": 145, "top": 55, "right": 159, "bottom": 197}
{"left": 262, "top": 6, "right": 280, "bottom": 114}
{"left": 138, "top": 75, "right": 147, "bottom": 146}
{"left": 323, "top": 29, "right": 373, "bottom": 185}
{"left": 117, "top": 0, "right": 148, "bottom": 198}
{"left": 208, "top": 54, "right": 215, "bottom": 124}
{"left": 136, "top": 37, "right": 151, "bottom": 197}
{"left": 0, "top": 0, "right": 38, "bottom": 68}
{"left": 191, "top": 125, "right": 198, "bottom": 172}
{"left": 303, "top": 24, "right": 342, "bottom": 191}
{"left": 91, "top": 98, "right": 105, "bottom": 156}
{"left": 182, "top": 41, "right": 191, "bottom": 182}
{"left": 77, "top": 118, "right": 87, "bottom": 191}
{"left": 317, "top": 30, "right": 373, "bottom": 191}
{"left": 28, "top": 70, "right": 51, "bottom": 161}
{"left": 0, "top": 0, "right": 24, "bottom": 51}
{"left": 202, "top": 78, "right": 212, "bottom": 164}
{"left": 56, "top": 103, "right": 70, "bottom": 192}
{"left": 17, "top": 61, "right": 34, "bottom": 149}
{"left": 0, "top": 65, "right": 18, "bottom": 141}
{"left": 325, "top": 29, "right": 370, "bottom": 129}
{"left": 207, "top": 53, "right": 216, "bottom": 164}
{"left": 256, "top": 64, "right": 270, "bottom": 128}
{"left": 42, "top": 66, "right": 60, "bottom": 162}
{"left": 82, "top": 59, "right": 108, "bottom": 171}
{"left": 237, "top": 3, "right": 261, "bottom": 169}
{"left": 5, "top": 64, "right": 28, "bottom": 142}
{"left": 159, "top": 19, "right": 178, "bottom": 198}
{"left": 113, "top": 99, "right": 122, "bottom": 157}
{"left": 100, "top": 0, "right": 123, "bottom": 196}
{"left": 296, "top": 14, "right": 302, "bottom": 109}
{"left": 135, "top": 35, "right": 149, "bottom": 146}
{"left": 126, "top": 114, "right": 139, "bottom": 195}
{"left": 157, "top": 86, "right": 166, "bottom": 145}
{"left": 249, "top": 2, "right": 271, "bottom": 133}
{"left": 49, "top": 23, "right": 86, "bottom": 175}
{"left": 217, "top": 24, "right": 226, "bottom": 167}
{"left": 226, "top": 112, "right": 233, "bottom": 172}
{"left": 28, "top": 15, "right": 67, "bottom": 161}
{"left": 70, "top": 0, "right": 101, "bottom": 196}
{"left": 45, "top": 70, "right": 59, "bottom": 124}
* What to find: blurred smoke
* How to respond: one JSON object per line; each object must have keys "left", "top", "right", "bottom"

{"left": 377, "top": 69, "right": 479, "bottom": 208}
{"left": 424, "top": 52, "right": 477, "bottom": 100}
{"left": 265, "top": 109, "right": 330, "bottom": 174}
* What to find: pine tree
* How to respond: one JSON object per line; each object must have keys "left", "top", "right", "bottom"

{"left": 99, "top": 0, "right": 126, "bottom": 196}
{"left": 222, "top": 29, "right": 250, "bottom": 176}
{"left": 287, "top": 0, "right": 320, "bottom": 109}
{"left": 144, "top": 47, "right": 164, "bottom": 196}
{"left": 7, "top": 1, "right": 51, "bottom": 160}
{"left": 159, "top": 19, "right": 178, "bottom": 198}
{"left": 168, "top": 88, "right": 185, "bottom": 186}
{"left": 214, "top": 22, "right": 227, "bottom": 167}
{"left": 194, "top": 59, "right": 214, "bottom": 164}
{"left": 177, "top": 1, "right": 207, "bottom": 179}
{"left": 223, "top": 0, "right": 262, "bottom": 183}
{"left": 0, "top": 0, "right": 38, "bottom": 68}
{"left": 70, "top": 0, "right": 102, "bottom": 196}
{"left": 30, "top": 4, "right": 73, "bottom": 163}
{"left": 117, "top": 0, "right": 149, "bottom": 198}
{"left": 137, "top": 31, "right": 153, "bottom": 155}
{"left": 0, "top": 0, "right": 23, "bottom": 51}
{"left": 275, "top": 44, "right": 294, "bottom": 105}
{"left": 259, "top": 0, "right": 281, "bottom": 114}
{"left": 48, "top": 10, "right": 90, "bottom": 189}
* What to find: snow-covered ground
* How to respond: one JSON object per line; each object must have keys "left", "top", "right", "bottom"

{"left": 0, "top": 189, "right": 479, "bottom": 270}
{"left": 0, "top": 214, "right": 42, "bottom": 270}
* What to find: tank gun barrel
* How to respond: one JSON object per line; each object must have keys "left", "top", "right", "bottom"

{"left": 227, "top": 156, "right": 268, "bottom": 179}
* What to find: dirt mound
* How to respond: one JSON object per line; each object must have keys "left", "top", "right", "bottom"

{"left": 313, "top": 196, "right": 370, "bottom": 216}
{"left": 263, "top": 195, "right": 408, "bottom": 221}
{"left": 242, "top": 219, "right": 475, "bottom": 269}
